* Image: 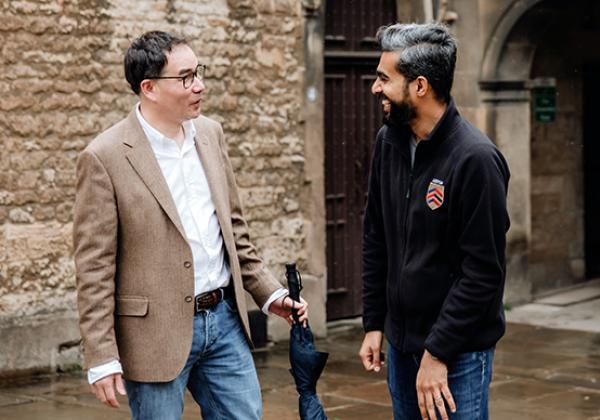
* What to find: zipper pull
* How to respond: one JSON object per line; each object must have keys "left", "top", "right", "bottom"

{"left": 406, "top": 171, "right": 413, "bottom": 199}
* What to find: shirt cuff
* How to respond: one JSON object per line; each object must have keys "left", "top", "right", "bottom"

{"left": 87, "top": 359, "right": 123, "bottom": 384}
{"left": 261, "top": 288, "right": 288, "bottom": 315}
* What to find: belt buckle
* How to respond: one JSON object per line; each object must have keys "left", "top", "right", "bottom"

{"left": 195, "top": 289, "right": 224, "bottom": 312}
{"left": 196, "top": 296, "right": 203, "bottom": 312}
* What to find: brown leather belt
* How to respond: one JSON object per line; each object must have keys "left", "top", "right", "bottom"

{"left": 194, "top": 285, "right": 233, "bottom": 313}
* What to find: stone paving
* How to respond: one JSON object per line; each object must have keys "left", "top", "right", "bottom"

{"left": 506, "top": 279, "right": 600, "bottom": 334}
{"left": 1, "top": 318, "right": 599, "bottom": 419}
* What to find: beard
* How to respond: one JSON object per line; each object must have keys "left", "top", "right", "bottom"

{"left": 383, "top": 95, "right": 417, "bottom": 127}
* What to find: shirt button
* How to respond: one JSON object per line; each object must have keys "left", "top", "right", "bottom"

{"left": 184, "top": 261, "right": 192, "bottom": 268}
{"left": 185, "top": 296, "right": 193, "bottom": 303}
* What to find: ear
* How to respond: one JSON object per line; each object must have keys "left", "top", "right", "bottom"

{"left": 139, "top": 79, "right": 159, "bottom": 102}
{"left": 414, "top": 76, "right": 430, "bottom": 98}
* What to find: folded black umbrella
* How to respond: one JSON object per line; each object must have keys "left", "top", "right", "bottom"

{"left": 289, "top": 323, "right": 329, "bottom": 419}
{"left": 286, "top": 263, "right": 329, "bottom": 420}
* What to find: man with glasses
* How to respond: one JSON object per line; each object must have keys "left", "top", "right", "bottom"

{"left": 73, "top": 31, "right": 308, "bottom": 419}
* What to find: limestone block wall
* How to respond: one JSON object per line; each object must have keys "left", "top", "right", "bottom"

{"left": 529, "top": 42, "right": 586, "bottom": 295}
{"left": 0, "top": 0, "right": 312, "bottom": 376}
{"left": 0, "top": 0, "right": 113, "bottom": 321}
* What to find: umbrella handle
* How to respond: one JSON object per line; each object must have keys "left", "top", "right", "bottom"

{"left": 286, "top": 262, "right": 303, "bottom": 323}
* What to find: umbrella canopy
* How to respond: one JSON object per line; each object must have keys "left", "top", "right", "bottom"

{"left": 289, "top": 323, "right": 329, "bottom": 420}
{"left": 286, "top": 262, "right": 329, "bottom": 419}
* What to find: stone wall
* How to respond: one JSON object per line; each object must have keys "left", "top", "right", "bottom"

{"left": 527, "top": 5, "right": 600, "bottom": 295}
{"left": 530, "top": 72, "right": 584, "bottom": 294}
{"left": 0, "top": 0, "right": 310, "bottom": 376}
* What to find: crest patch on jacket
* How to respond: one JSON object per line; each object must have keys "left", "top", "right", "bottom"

{"left": 426, "top": 178, "right": 445, "bottom": 210}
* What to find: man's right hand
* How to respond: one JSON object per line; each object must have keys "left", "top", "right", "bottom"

{"left": 91, "top": 373, "right": 126, "bottom": 408}
{"left": 359, "top": 330, "right": 384, "bottom": 372}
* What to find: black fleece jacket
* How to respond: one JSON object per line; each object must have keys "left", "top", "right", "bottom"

{"left": 362, "top": 99, "right": 510, "bottom": 361}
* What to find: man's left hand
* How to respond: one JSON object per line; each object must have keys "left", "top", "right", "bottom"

{"left": 416, "top": 350, "right": 456, "bottom": 420}
{"left": 269, "top": 295, "right": 308, "bottom": 327}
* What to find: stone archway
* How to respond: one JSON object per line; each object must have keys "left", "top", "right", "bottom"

{"left": 480, "top": 0, "right": 545, "bottom": 82}
{"left": 480, "top": 0, "right": 600, "bottom": 302}
{"left": 479, "top": 0, "right": 545, "bottom": 303}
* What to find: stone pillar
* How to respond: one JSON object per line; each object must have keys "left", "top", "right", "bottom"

{"left": 267, "top": 0, "right": 328, "bottom": 340}
{"left": 451, "top": 0, "right": 484, "bottom": 128}
{"left": 480, "top": 80, "right": 532, "bottom": 304}
{"left": 396, "top": 0, "right": 426, "bottom": 22}
{"left": 300, "top": 0, "right": 327, "bottom": 338}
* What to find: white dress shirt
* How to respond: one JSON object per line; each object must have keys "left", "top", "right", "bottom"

{"left": 87, "top": 105, "right": 286, "bottom": 384}
{"left": 139, "top": 105, "right": 231, "bottom": 296}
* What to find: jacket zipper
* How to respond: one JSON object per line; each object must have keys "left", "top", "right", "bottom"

{"left": 399, "top": 167, "right": 413, "bottom": 352}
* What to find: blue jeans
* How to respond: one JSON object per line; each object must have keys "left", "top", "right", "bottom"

{"left": 387, "top": 341, "right": 494, "bottom": 420}
{"left": 124, "top": 298, "right": 261, "bottom": 420}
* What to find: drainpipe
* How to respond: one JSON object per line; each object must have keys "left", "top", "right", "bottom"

{"left": 423, "top": 0, "right": 433, "bottom": 22}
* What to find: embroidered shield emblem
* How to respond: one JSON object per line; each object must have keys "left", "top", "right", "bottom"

{"left": 426, "top": 178, "right": 445, "bottom": 210}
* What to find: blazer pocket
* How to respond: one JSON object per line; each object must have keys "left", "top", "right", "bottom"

{"left": 115, "top": 296, "right": 149, "bottom": 317}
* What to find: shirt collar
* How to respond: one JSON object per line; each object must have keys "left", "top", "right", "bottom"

{"left": 135, "top": 103, "right": 196, "bottom": 155}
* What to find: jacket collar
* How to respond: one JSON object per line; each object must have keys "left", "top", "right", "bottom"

{"left": 419, "top": 97, "right": 460, "bottom": 149}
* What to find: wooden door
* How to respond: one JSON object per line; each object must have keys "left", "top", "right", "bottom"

{"left": 325, "top": 0, "right": 396, "bottom": 320}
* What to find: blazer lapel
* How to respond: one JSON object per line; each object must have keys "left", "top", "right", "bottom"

{"left": 194, "top": 131, "right": 232, "bottom": 240}
{"left": 122, "top": 111, "right": 187, "bottom": 241}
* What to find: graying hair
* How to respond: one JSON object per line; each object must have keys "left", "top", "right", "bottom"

{"left": 376, "top": 23, "right": 457, "bottom": 103}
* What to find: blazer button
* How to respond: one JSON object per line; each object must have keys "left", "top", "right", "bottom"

{"left": 185, "top": 296, "right": 193, "bottom": 303}
{"left": 184, "top": 261, "right": 192, "bottom": 268}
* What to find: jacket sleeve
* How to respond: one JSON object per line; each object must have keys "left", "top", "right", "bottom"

{"left": 362, "top": 133, "right": 388, "bottom": 332}
{"left": 73, "top": 149, "right": 120, "bottom": 369}
{"left": 424, "top": 144, "right": 510, "bottom": 360}
{"left": 216, "top": 124, "right": 281, "bottom": 309}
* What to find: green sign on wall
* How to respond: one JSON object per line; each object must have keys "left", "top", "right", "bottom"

{"left": 533, "top": 86, "right": 556, "bottom": 123}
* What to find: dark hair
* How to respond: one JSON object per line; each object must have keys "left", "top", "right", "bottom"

{"left": 124, "top": 31, "right": 188, "bottom": 95}
{"left": 376, "top": 23, "right": 457, "bottom": 103}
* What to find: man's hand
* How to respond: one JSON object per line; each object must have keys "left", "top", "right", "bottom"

{"left": 416, "top": 350, "right": 456, "bottom": 420}
{"left": 269, "top": 295, "right": 308, "bottom": 326}
{"left": 91, "top": 373, "right": 126, "bottom": 408}
{"left": 359, "top": 330, "right": 384, "bottom": 372}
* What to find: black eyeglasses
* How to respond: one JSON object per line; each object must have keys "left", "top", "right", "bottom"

{"left": 147, "top": 64, "right": 206, "bottom": 89}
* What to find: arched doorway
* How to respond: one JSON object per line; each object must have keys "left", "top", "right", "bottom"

{"left": 480, "top": 0, "right": 600, "bottom": 301}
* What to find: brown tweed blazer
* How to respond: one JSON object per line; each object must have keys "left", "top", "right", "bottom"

{"left": 73, "top": 110, "right": 281, "bottom": 382}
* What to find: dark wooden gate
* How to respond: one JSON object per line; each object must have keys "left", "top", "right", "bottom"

{"left": 325, "top": 0, "right": 397, "bottom": 320}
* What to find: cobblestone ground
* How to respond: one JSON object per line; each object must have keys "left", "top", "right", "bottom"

{"left": 0, "top": 321, "right": 599, "bottom": 419}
